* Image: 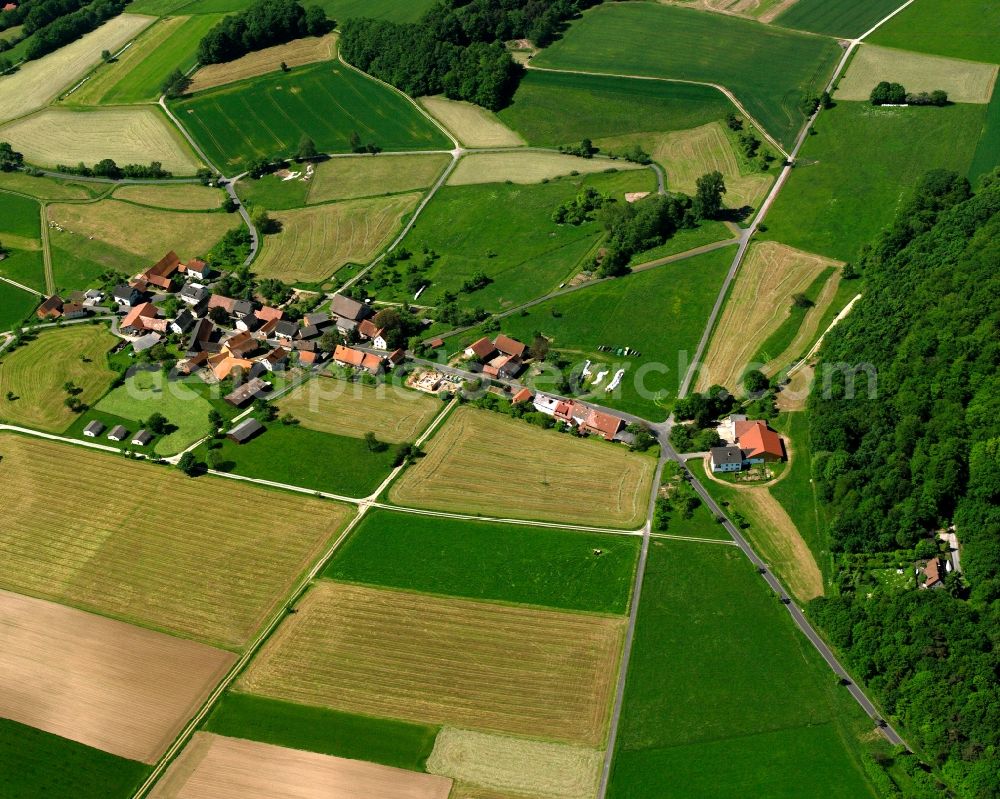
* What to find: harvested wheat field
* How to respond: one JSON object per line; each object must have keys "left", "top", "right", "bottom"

{"left": 696, "top": 242, "right": 841, "bottom": 392}
{"left": 0, "top": 590, "right": 234, "bottom": 763}
{"left": 0, "top": 433, "right": 353, "bottom": 649}
{"left": 239, "top": 581, "right": 624, "bottom": 746}
{"left": 279, "top": 377, "right": 440, "bottom": 443}
{"left": 254, "top": 193, "right": 420, "bottom": 283}
{"left": 0, "top": 14, "right": 152, "bottom": 124}
{"left": 419, "top": 95, "right": 525, "bottom": 147}
{"left": 308, "top": 153, "right": 450, "bottom": 202}
{"left": 187, "top": 33, "right": 338, "bottom": 94}
{"left": 0, "top": 325, "right": 117, "bottom": 431}
{"left": 837, "top": 44, "right": 998, "bottom": 104}
{"left": 602, "top": 122, "right": 773, "bottom": 211}
{"left": 762, "top": 269, "right": 842, "bottom": 376}
{"left": 447, "top": 151, "right": 640, "bottom": 186}
{"left": 389, "top": 407, "right": 654, "bottom": 527}
{"left": 428, "top": 728, "right": 603, "bottom": 799}
{"left": 663, "top": 0, "right": 799, "bottom": 23}
{"left": 113, "top": 183, "right": 224, "bottom": 211}
{"left": 47, "top": 199, "right": 235, "bottom": 262}
{"left": 0, "top": 107, "right": 202, "bottom": 173}
{"left": 152, "top": 733, "right": 452, "bottom": 799}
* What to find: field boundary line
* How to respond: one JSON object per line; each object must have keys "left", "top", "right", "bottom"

{"left": 0, "top": 275, "right": 45, "bottom": 298}
{"left": 648, "top": 532, "right": 737, "bottom": 545}
{"left": 38, "top": 202, "right": 55, "bottom": 294}
{"left": 524, "top": 64, "right": 790, "bottom": 159}
{"left": 130, "top": 502, "right": 372, "bottom": 799}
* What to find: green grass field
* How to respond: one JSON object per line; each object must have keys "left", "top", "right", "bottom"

{"left": 0, "top": 192, "right": 41, "bottom": 240}
{"left": 0, "top": 171, "right": 105, "bottom": 201}
{"left": 203, "top": 692, "right": 439, "bottom": 771}
{"left": 774, "top": 0, "right": 902, "bottom": 38}
{"left": 50, "top": 230, "right": 146, "bottom": 294}
{"left": 868, "top": 0, "right": 1000, "bottom": 64}
{"left": 129, "top": 0, "right": 435, "bottom": 21}
{"left": 171, "top": 62, "right": 450, "bottom": 170}
{"left": 323, "top": 508, "right": 640, "bottom": 614}
{"left": 607, "top": 540, "right": 877, "bottom": 798}
{"left": 71, "top": 15, "right": 222, "bottom": 105}
{"left": 94, "top": 369, "right": 214, "bottom": 456}
{"left": 380, "top": 170, "right": 655, "bottom": 311}
{"left": 0, "top": 249, "right": 45, "bottom": 293}
{"left": 0, "top": 281, "right": 38, "bottom": 333}
{"left": 0, "top": 718, "right": 149, "bottom": 799}
{"left": 970, "top": 82, "right": 1000, "bottom": 183}
{"left": 206, "top": 422, "right": 396, "bottom": 497}
{"left": 498, "top": 245, "right": 736, "bottom": 421}
{"left": 533, "top": 3, "right": 842, "bottom": 149}
{"left": 770, "top": 412, "right": 831, "bottom": 584}
{"left": 759, "top": 102, "right": 985, "bottom": 262}
{"left": 498, "top": 70, "right": 735, "bottom": 146}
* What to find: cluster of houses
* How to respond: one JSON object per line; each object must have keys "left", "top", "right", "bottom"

{"left": 464, "top": 334, "right": 527, "bottom": 379}
{"left": 523, "top": 390, "right": 630, "bottom": 442}
{"left": 46, "top": 250, "right": 410, "bottom": 395}
{"left": 709, "top": 416, "right": 785, "bottom": 473}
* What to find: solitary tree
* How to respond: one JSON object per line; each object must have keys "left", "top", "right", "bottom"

{"left": 743, "top": 369, "right": 769, "bottom": 395}
{"left": 694, "top": 171, "right": 726, "bottom": 220}
{"left": 364, "top": 431, "right": 380, "bottom": 452}
{"left": 101, "top": 49, "right": 112, "bottom": 62}
{"left": 145, "top": 412, "right": 169, "bottom": 435}
{"left": 177, "top": 452, "right": 199, "bottom": 476}
{"left": 296, "top": 135, "right": 317, "bottom": 160}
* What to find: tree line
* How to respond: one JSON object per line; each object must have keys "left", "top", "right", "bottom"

{"left": 338, "top": 0, "right": 601, "bottom": 111}
{"left": 806, "top": 168, "right": 1000, "bottom": 797}
{"left": 871, "top": 81, "right": 949, "bottom": 106}
{"left": 196, "top": 0, "right": 331, "bottom": 65}
{"left": 22, "top": 0, "right": 126, "bottom": 61}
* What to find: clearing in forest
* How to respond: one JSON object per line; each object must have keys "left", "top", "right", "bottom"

{"left": 0, "top": 433, "right": 353, "bottom": 649}
{"left": 427, "top": 728, "right": 603, "bottom": 799}
{"left": 0, "top": 325, "right": 118, "bottom": 431}
{"left": 47, "top": 199, "right": 235, "bottom": 262}
{"left": 150, "top": 733, "right": 452, "bottom": 799}
{"left": 389, "top": 407, "right": 655, "bottom": 528}
{"left": 278, "top": 377, "right": 440, "bottom": 444}
{"left": 0, "top": 107, "right": 202, "bottom": 174}
{"left": 447, "top": 151, "right": 641, "bottom": 186}
{"left": 0, "top": 590, "right": 234, "bottom": 764}
{"left": 238, "top": 581, "right": 625, "bottom": 747}
{"left": 0, "top": 14, "right": 153, "bottom": 124}
{"left": 836, "top": 44, "right": 998, "bottom": 104}
{"left": 419, "top": 95, "right": 525, "bottom": 147}
{"left": 187, "top": 33, "right": 338, "bottom": 93}
{"left": 253, "top": 193, "right": 420, "bottom": 283}
{"left": 696, "top": 242, "right": 841, "bottom": 393}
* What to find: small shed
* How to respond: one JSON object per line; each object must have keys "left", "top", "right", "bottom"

{"left": 131, "top": 429, "right": 153, "bottom": 447}
{"left": 227, "top": 418, "right": 264, "bottom": 444}
{"left": 83, "top": 420, "right": 105, "bottom": 437}
{"left": 107, "top": 425, "right": 128, "bottom": 442}
{"left": 224, "top": 377, "right": 270, "bottom": 407}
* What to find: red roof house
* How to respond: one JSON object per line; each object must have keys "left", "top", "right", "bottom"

{"left": 494, "top": 334, "right": 526, "bottom": 358}
{"left": 735, "top": 420, "right": 784, "bottom": 462}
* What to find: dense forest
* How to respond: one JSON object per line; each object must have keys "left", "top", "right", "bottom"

{"left": 0, "top": 0, "right": 129, "bottom": 61}
{"left": 339, "top": 0, "right": 601, "bottom": 110}
{"left": 196, "top": 0, "right": 331, "bottom": 65}
{"left": 807, "top": 169, "right": 1000, "bottom": 797}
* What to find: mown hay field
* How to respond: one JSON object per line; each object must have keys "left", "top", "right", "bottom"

{"left": 0, "top": 14, "right": 152, "bottom": 124}
{"left": 0, "top": 107, "right": 203, "bottom": 173}
{"left": 278, "top": 377, "right": 440, "bottom": 443}
{"left": 151, "top": 733, "right": 452, "bottom": 799}
{"left": 533, "top": 2, "right": 842, "bottom": 149}
{"left": 0, "top": 325, "right": 118, "bottom": 431}
{"left": 760, "top": 268, "right": 843, "bottom": 375}
{"left": 0, "top": 433, "right": 353, "bottom": 648}
{"left": 69, "top": 15, "right": 221, "bottom": 105}
{"left": 836, "top": 44, "right": 998, "bottom": 104}
{"left": 428, "top": 728, "right": 602, "bottom": 799}
{"left": 238, "top": 581, "right": 625, "bottom": 746}
{"left": 419, "top": 95, "right": 524, "bottom": 147}
{"left": 253, "top": 193, "right": 420, "bottom": 283}
{"left": 0, "top": 169, "right": 102, "bottom": 200}
{"left": 0, "top": 590, "right": 234, "bottom": 763}
{"left": 171, "top": 63, "right": 450, "bottom": 169}
{"left": 696, "top": 242, "right": 840, "bottom": 393}
{"left": 308, "top": 153, "right": 449, "bottom": 203}
{"left": 389, "top": 407, "right": 655, "bottom": 528}
{"left": 774, "top": 0, "right": 902, "bottom": 37}
{"left": 599, "top": 121, "right": 773, "bottom": 211}
{"left": 447, "top": 151, "right": 641, "bottom": 186}
{"left": 113, "top": 182, "right": 225, "bottom": 210}
{"left": 48, "top": 198, "right": 236, "bottom": 262}
{"left": 188, "top": 33, "right": 337, "bottom": 93}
